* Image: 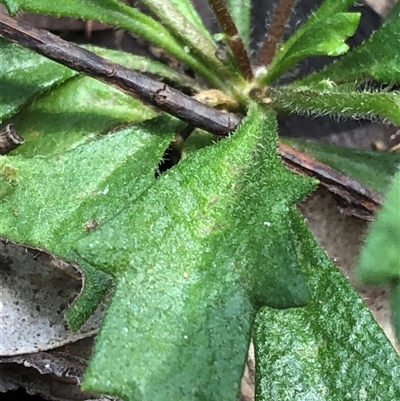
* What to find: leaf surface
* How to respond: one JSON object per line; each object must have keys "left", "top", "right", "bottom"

{"left": 227, "top": 0, "right": 252, "bottom": 50}
{"left": 358, "top": 170, "right": 400, "bottom": 285}
{"left": 271, "top": 86, "right": 400, "bottom": 125}
{"left": 0, "top": 42, "right": 161, "bottom": 328}
{"left": 0, "top": 114, "right": 179, "bottom": 328}
{"left": 263, "top": 13, "right": 361, "bottom": 84}
{"left": 297, "top": 5, "right": 400, "bottom": 86}
{"left": 0, "top": 37, "right": 76, "bottom": 121}
{"left": 0, "top": 0, "right": 221, "bottom": 86}
{"left": 9, "top": 74, "right": 155, "bottom": 157}
{"left": 75, "top": 104, "right": 316, "bottom": 401}
{"left": 1, "top": 44, "right": 155, "bottom": 157}
{"left": 255, "top": 209, "right": 400, "bottom": 401}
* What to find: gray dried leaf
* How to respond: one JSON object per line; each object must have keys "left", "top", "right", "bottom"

{"left": 0, "top": 340, "right": 121, "bottom": 401}
{"left": 0, "top": 240, "right": 106, "bottom": 356}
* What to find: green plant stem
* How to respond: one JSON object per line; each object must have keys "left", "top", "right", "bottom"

{"left": 256, "top": 0, "right": 297, "bottom": 67}
{"left": 207, "top": 0, "right": 253, "bottom": 80}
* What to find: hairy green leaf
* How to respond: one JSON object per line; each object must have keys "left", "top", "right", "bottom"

{"left": 227, "top": 0, "right": 252, "bottom": 50}
{"left": 283, "top": 139, "right": 400, "bottom": 194}
{"left": 2, "top": 45, "right": 160, "bottom": 158}
{"left": 386, "top": 0, "right": 400, "bottom": 24}
{"left": 304, "top": 0, "right": 358, "bottom": 20}
{"left": 297, "top": 7, "right": 400, "bottom": 86}
{"left": 391, "top": 283, "right": 400, "bottom": 343}
{"left": 89, "top": 46, "right": 204, "bottom": 93}
{"left": 255, "top": 209, "right": 400, "bottom": 401}
{"left": 270, "top": 0, "right": 358, "bottom": 57}
{"left": 75, "top": 103, "right": 316, "bottom": 401}
{"left": 9, "top": 74, "right": 155, "bottom": 157}
{"left": 262, "top": 13, "right": 361, "bottom": 84}
{"left": 270, "top": 86, "right": 400, "bottom": 125}
{"left": 0, "top": 37, "right": 76, "bottom": 121}
{"left": 0, "top": 0, "right": 223, "bottom": 87}
{"left": 168, "top": 0, "right": 212, "bottom": 40}
{"left": 358, "top": 170, "right": 400, "bottom": 285}
{"left": 139, "top": 0, "right": 236, "bottom": 88}
{"left": 0, "top": 115, "right": 179, "bottom": 328}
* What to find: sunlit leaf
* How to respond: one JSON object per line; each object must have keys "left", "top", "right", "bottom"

{"left": 0, "top": 115, "right": 179, "bottom": 328}
{"left": 0, "top": 0, "right": 222, "bottom": 86}
{"left": 255, "top": 209, "right": 400, "bottom": 401}
{"left": 227, "top": 0, "right": 252, "bottom": 50}
{"left": 263, "top": 13, "right": 361, "bottom": 84}
{"left": 0, "top": 37, "right": 76, "bottom": 121}
{"left": 75, "top": 104, "right": 316, "bottom": 400}
{"left": 270, "top": 86, "right": 400, "bottom": 125}
{"left": 297, "top": 4, "right": 400, "bottom": 86}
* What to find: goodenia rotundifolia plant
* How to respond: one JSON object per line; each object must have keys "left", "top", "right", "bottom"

{"left": 0, "top": 0, "right": 399, "bottom": 400}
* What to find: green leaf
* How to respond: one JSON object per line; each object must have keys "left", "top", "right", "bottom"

{"left": 255, "top": 209, "right": 400, "bottom": 401}
{"left": 0, "top": 37, "right": 76, "bottom": 121}
{"left": 358, "top": 170, "right": 400, "bottom": 285}
{"left": 297, "top": 7, "right": 400, "bottom": 86}
{"left": 386, "top": 0, "right": 400, "bottom": 24}
{"left": 391, "top": 283, "right": 400, "bottom": 344}
{"left": 302, "top": 0, "right": 358, "bottom": 20}
{"left": 1, "top": 42, "right": 161, "bottom": 158}
{"left": 88, "top": 46, "right": 204, "bottom": 93}
{"left": 227, "top": 0, "right": 252, "bottom": 50}
{"left": 163, "top": 0, "right": 213, "bottom": 42}
{"left": 270, "top": 86, "right": 400, "bottom": 125}
{"left": 276, "top": 0, "right": 358, "bottom": 52}
{"left": 9, "top": 74, "right": 155, "bottom": 157}
{"left": 262, "top": 0, "right": 358, "bottom": 73}
{"left": 75, "top": 103, "right": 316, "bottom": 400}
{"left": 138, "top": 0, "right": 236, "bottom": 87}
{"left": 0, "top": 0, "right": 224, "bottom": 87}
{"left": 262, "top": 13, "right": 361, "bottom": 84}
{"left": 0, "top": 115, "right": 180, "bottom": 328}
{"left": 1, "top": 41, "right": 164, "bottom": 148}
{"left": 282, "top": 139, "right": 400, "bottom": 194}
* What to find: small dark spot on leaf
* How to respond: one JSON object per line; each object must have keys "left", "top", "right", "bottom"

{"left": 85, "top": 219, "right": 99, "bottom": 232}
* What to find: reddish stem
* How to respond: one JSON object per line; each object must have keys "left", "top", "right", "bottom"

{"left": 208, "top": 0, "right": 254, "bottom": 80}
{"left": 256, "top": 0, "right": 297, "bottom": 66}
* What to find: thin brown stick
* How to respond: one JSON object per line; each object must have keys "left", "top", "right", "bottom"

{"left": 256, "top": 0, "right": 297, "bottom": 66}
{"left": 0, "top": 14, "right": 241, "bottom": 136}
{"left": 207, "top": 0, "right": 253, "bottom": 80}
